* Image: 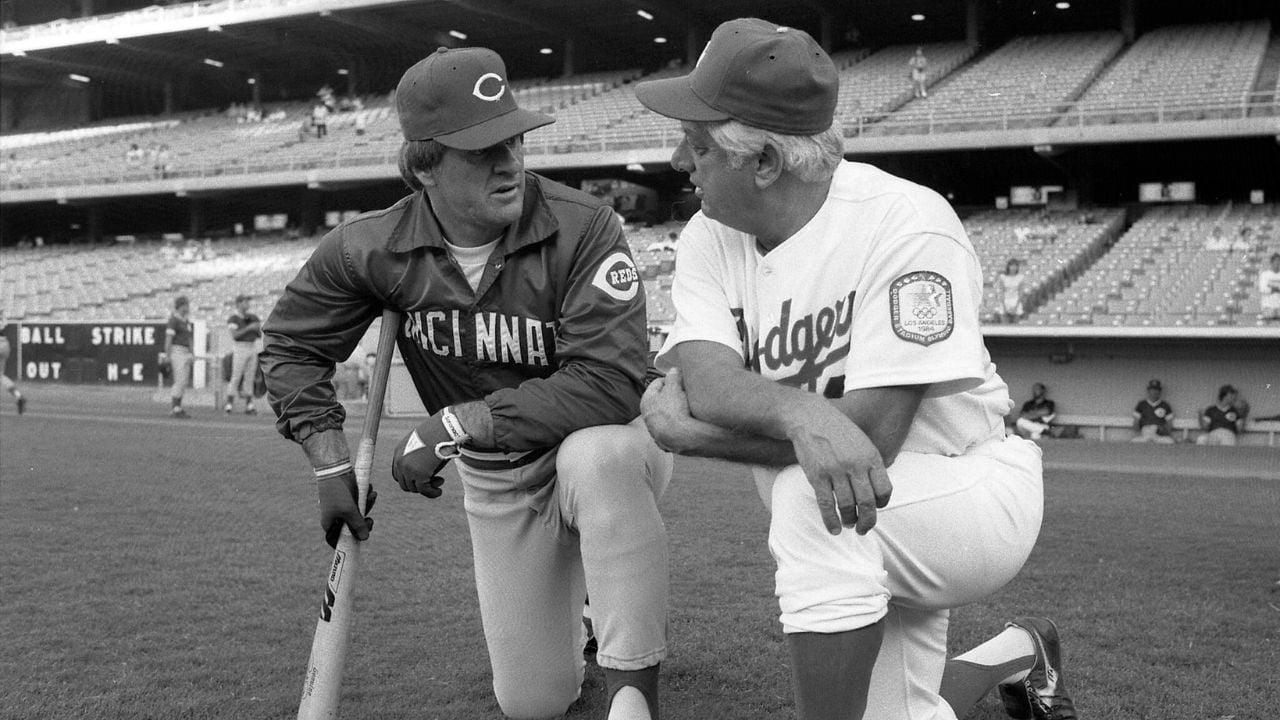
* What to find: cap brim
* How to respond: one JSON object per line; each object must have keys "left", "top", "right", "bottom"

{"left": 434, "top": 107, "right": 555, "bottom": 150}
{"left": 634, "top": 75, "right": 731, "bottom": 122}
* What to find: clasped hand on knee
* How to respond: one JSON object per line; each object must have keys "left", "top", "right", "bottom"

{"left": 786, "top": 406, "right": 892, "bottom": 537}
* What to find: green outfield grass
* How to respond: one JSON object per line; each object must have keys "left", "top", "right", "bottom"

{"left": 1, "top": 389, "right": 1277, "bottom": 719}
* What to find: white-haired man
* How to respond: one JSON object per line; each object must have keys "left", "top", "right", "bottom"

{"left": 635, "top": 18, "right": 1077, "bottom": 720}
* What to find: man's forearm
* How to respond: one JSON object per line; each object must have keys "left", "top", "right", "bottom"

{"left": 451, "top": 400, "right": 495, "bottom": 449}
{"left": 300, "top": 427, "right": 352, "bottom": 470}
{"left": 684, "top": 363, "right": 827, "bottom": 445}
{"left": 662, "top": 414, "right": 796, "bottom": 466}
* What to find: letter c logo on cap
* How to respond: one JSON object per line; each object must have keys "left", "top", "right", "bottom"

{"left": 473, "top": 73, "right": 505, "bottom": 101}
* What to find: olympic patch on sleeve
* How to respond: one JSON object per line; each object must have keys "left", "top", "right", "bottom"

{"left": 590, "top": 252, "right": 641, "bottom": 302}
{"left": 889, "top": 271, "right": 954, "bottom": 346}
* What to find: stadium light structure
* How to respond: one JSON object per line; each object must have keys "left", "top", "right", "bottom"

{"left": 636, "top": 10, "right": 654, "bottom": 20}
{"left": 911, "top": 14, "right": 926, "bottom": 22}
{"left": 449, "top": 30, "right": 467, "bottom": 40}
{"left": 336, "top": 68, "right": 349, "bottom": 75}
{"left": 540, "top": 47, "right": 553, "bottom": 55}
{"left": 654, "top": 37, "right": 667, "bottom": 43}
{"left": 69, "top": 73, "right": 91, "bottom": 83}
{"left": 1055, "top": 2, "right": 1070, "bottom": 9}
{"left": 204, "top": 58, "right": 224, "bottom": 68}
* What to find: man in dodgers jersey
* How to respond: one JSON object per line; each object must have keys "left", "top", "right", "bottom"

{"left": 261, "top": 47, "right": 671, "bottom": 720}
{"left": 635, "top": 18, "right": 1077, "bottom": 720}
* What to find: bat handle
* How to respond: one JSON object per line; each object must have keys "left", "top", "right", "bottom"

{"left": 351, "top": 308, "right": 400, "bottom": 513}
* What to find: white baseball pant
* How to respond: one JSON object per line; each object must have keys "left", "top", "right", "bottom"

{"left": 227, "top": 340, "right": 259, "bottom": 402}
{"left": 169, "top": 345, "right": 193, "bottom": 402}
{"left": 458, "top": 417, "right": 672, "bottom": 720}
{"left": 758, "top": 433, "right": 1044, "bottom": 720}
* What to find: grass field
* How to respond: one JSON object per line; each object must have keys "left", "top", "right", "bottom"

{"left": 2, "top": 386, "right": 1278, "bottom": 719}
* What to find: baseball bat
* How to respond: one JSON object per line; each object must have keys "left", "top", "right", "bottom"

{"left": 297, "top": 308, "right": 401, "bottom": 720}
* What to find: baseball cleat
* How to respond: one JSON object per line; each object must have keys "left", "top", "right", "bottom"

{"left": 998, "top": 617, "right": 1077, "bottom": 720}
{"left": 171, "top": 407, "right": 190, "bottom": 419}
{"left": 245, "top": 405, "right": 258, "bottom": 415}
{"left": 224, "top": 403, "right": 233, "bottom": 414}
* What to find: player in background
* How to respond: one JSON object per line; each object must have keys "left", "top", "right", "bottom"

{"left": 260, "top": 46, "right": 671, "bottom": 720}
{"left": 1132, "top": 379, "right": 1175, "bottom": 443}
{"left": 1258, "top": 252, "right": 1280, "bottom": 322}
{"left": 0, "top": 318, "right": 26, "bottom": 415}
{"left": 635, "top": 19, "right": 1076, "bottom": 720}
{"left": 1196, "top": 384, "right": 1244, "bottom": 446}
{"left": 162, "top": 295, "right": 194, "bottom": 418}
{"left": 224, "top": 294, "right": 262, "bottom": 414}
{"left": 1015, "top": 383, "right": 1057, "bottom": 440}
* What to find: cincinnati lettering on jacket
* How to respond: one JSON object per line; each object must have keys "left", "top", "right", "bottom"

{"left": 735, "top": 291, "right": 856, "bottom": 394}
{"left": 404, "top": 309, "right": 556, "bottom": 366}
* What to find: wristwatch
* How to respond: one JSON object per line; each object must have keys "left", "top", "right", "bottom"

{"left": 434, "top": 405, "right": 472, "bottom": 460}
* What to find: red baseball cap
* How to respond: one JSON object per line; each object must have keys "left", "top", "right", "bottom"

{"left": 634, "top": 18, "right": 838, "bottom": 134}
{"left": 395, "top": 47, "right": 554, "bottom": 150}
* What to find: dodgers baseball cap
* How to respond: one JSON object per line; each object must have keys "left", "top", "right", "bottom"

{"left": 396, "top": 47, "right": 554, "bottom": 150}
{"left": 633, "top": 18, "right": 838, "bottom": 134}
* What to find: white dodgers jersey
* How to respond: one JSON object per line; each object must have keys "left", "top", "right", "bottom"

{"left": 658, "top": 161, "right": 1012, "bottom": 457}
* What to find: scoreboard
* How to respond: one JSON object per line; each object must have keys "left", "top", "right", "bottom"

{"left": 5, "top": 322, "right": 169, "bottom": 384}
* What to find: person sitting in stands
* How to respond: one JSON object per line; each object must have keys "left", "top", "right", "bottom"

{"left": 1131, "top": 379, "right": 1175, "bottom": 444}
{"left": 1196, "top": 384, "right": 1244, "bottom": 446}
{"left": 1014, "top": 382, "right": 1056, "bottom": 440}
{"left": 1203, "top": 226, "right": 1231, "bottom": 251}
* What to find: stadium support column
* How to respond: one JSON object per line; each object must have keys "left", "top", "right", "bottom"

{"left": 561, "top": 38, "right": 575, "bottom": 78}
{"left": 816, "top": 13, "right": 833, "bottom": 52}
{"left": 966, "top": 0, "right": 982, "bottom": 48}
{"left": 300, "top": 190, "right": 321, "bottom": 238}
{"left": 163, "top": 79, "right": 174, "bottom": 116}
{"left": 684, "top": 26, "right": 702, "bottom": 68}
{"left": 86, "top": 205, "right": 102, "bottom": 244}
{"left": 188, "top": 198, "right": 205, "bottom": 238}
{"left": 1120, "top": 0, "right": 1136, "bottom": 44}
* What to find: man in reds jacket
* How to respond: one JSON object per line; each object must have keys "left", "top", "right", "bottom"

{"left": 260, "top": 46, "right": 671, "bottom": 720}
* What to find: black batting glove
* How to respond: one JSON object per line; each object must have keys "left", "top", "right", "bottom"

{"left": 316, "top": 468, "right": 376, "bottom": 549}
{"left": 391, "top": 413, "right": 452, "bottom": 499}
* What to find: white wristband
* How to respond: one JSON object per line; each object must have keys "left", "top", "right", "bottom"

{"left": 441, "top": 406, "right": 472, "bottom": 444}
{"left": 314, "top": 460, "right": 353, "bottom": 480}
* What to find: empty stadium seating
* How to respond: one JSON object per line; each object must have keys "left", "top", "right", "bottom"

{"left": 872, "top": 31, "right": 1125, "bottom": 134}
{"left": 966, "top": 207, "right": 1126, "bottom": 323}
{"left": 3, "top": 21, "right": 1278, "bottom": 192}
{"left": 836, "top": 42, "right": 977, "bottom": 134}
{"left": 4, "top": 205, "right": 1276, "bottom": 332}
{"left": 0, "top": 234, "right": 318, "bottom": 322}
{"left": 1071, "top": 20, "right": 1272, "bottom": 125}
